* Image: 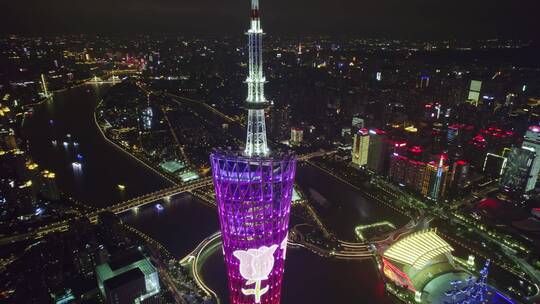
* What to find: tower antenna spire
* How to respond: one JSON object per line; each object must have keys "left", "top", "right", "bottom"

{"left": 244, "top": 0, "right": 269, "bottom": 156}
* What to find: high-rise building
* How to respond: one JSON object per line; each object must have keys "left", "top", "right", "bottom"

{"left": 39, "top": 170, "right": 60, "bottom": 201}
{"left": 367, "top": 129, "right": 389, "bottom": 174}
{"left": 351, "top": 128, "right": 369, "bottom": 167}
{"left": 141, "top": 94, "right": 153, "bottom": 131}
{"left": 450, "top": 160, "right": 469, "bottom": 190}
{"left": 447, "top": 124, "right": 464, "bottom": 146}
{"left": 269, "top": 105, "right": 291, "bottom": 140}
{"left": 389, "top": 151, "right": 427, "bottom": 193}
{"left": 422, "top": 155, "right": 450, "bottom": 201}
{"left": 431, "top": 122, "right": 446, "bottom": 153}
{"left": 467, "top": 80, "right": 482, "bottom": 106}
{"left": 210, "top": 2, "right": 297, "bottom": 303}
{"left": 405, "top": 160, "right": 426, "bottom": 192}
{"left": 341, "top": 127, "right": 352, "bottom": 141}
{"left": 522, "top": 126, "right": 540, "bottom": 192}
{"left": 389, "top": 153, "right": 408, "bottom": 185}
{"left": 290, "top": 127, "right": 304, "bottom": 146}
{"left": 500, "top": 147, "right": 535, "bottom": 194}
{"left": 351, "top": 115, "right": 364, "bottom": 134}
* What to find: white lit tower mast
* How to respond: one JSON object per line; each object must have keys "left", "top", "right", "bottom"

{"left": 244, "top": 0, "right": 269, "bottom": 157}
{"left": 210, "top": 2, "right": 296, "bottom": 303}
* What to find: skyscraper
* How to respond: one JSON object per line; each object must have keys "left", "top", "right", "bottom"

{"left": 467, "top": 80, "right": 482, "bottom": 106}
{"left": 501, "top": 147, "right": 535, "bottom": 194}
{"left": 367, "top": 129, "right": 389, "bottom": 174}
{"left": 450, "top": 160, "right": 469, "bottom": 191}
{"left": 210, "top": 1, "right": 297, "bottom": 303}
{"left": 351, "top": 128, "right": 369, "bottom": 167}
{"left": 290, "top": 127, "right": 304, "bottom": 146}
{"left": 388, "top": 150, "right": 426, "bottom": 194}
{"left": 269, "top": 105, "right": 291, "bottom": 140}
{"left": 522, "top": 126, "right": 540, "bottom": 192}
{"left": 351, "top": 115, "right": 364, "bottom": 134}
{"left": 389, "top": 153, "right": 408, "bottom": 185}
{"left": 422, "top": 155, "right": 450, "bottom": 201}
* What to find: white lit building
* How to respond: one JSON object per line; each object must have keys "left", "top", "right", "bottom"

{"left": 290, "top": 127, "right": 304, "bottom": 146}
{"left": 96, "top": 252, "right": 160, "bottom": 304}
{"left": 352, "top": 128, "right": 369, "bottom": 167}
{"left": 352, "top": 116, "right": 364, "bottom": 129}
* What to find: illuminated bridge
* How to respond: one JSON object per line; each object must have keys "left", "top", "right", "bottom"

{"left": 0, "top": 177, "right": 213, "bottom": 246}
{"left": 106, "top": 177, "right": 213, "bottom": 215}
{"left": 0, "top": 151, "right": 329, "bottom": 246}
{"left": 297, "top": 150, "right": 337, "bottom": 161}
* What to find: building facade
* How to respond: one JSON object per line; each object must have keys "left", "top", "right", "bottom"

{"left": 522, "top": 126, "right": 540, "bottom": 192}
{"left": 422, "top": 156, "right": 450, "bottom": 201}
{"left": 367, "top": 129, "right": 389, "bottom": 174}
{"left": 290, "top": 127, "right": 304, "bottom": 146}
{"left": 96, "top": 252, "right": 160, "bottom": 304}
{"left": 500, "top": 147, "right": 535, "bottom": 194}
{"left": 351, "top": 128, "right": 369, "bottom": 167}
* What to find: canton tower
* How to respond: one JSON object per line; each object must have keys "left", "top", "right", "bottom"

{"left": 210, "top": 0, "right": 297, "bottom": 303}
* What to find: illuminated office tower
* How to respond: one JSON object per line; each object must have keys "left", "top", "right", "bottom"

{"left": 210, "top": 1, "right": 297, "bottom": 303}
{"left": 351, "top": 128, "right": 369, "bottom": 167}
{"left": 367, "top": 129, "right": 389, "bottom": 174}
{"left": 522, "top": 126, "right": 540, "bottom": 192}
{"left": 290, "top": 127, "right": 304, "bottom": 146}
{"left": 447, "top": 124, "right": 463, "bottom": 146}
{"left": 467, "top": 80, "right": 482, "bottom": 106}
{"left": 142, "top": 94, "right": 153, "bottom": 130}
{"left": 450, "top": 160, "right": 469, "bottom": 190}
{"left": 389, "top": 151, "right": 426, "bottom": 193}
{"left": 500, "top": 147, "right": 535, "bottom": 194}
{"left": 351, "top": 115, "right": 364, "bottom": 134}
{"left": 405, "top": 160, "right": 426, "bottom": 192}
{"left": 422, "top": 155, "right": 450, "bottom": 201}
{"left": 269, "top": 105, "right": 291, "bottom": 140}
{"left": 389, "top": 153, "right": 408, "bottom": 184}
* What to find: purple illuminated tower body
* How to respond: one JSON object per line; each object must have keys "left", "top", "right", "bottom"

{"left": 210, "top": 1, "right": 296, "bottom": 304}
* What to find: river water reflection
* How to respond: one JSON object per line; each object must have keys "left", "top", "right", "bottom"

{"left": 23, "top": 84, "right": 170, "bottom": 207}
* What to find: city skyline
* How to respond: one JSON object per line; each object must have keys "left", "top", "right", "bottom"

{"left": 2, "top": 0, "right": 540, "bottom": 39}
{"left": 1, "top": 1, "right": 540, "bottom": 303}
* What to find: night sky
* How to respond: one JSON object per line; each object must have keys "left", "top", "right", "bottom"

{"left": 3, "top": 0, "right": 540, "bottom": 39}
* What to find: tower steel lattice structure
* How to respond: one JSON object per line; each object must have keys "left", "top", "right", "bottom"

{"left": 244, "top": 0, "right": 269, "bottom": 157}
{"left": 210, "top": 151, "right": 296, "bottom": 304}
{"left": 210, "top": 1, "right": 297, "bottom": 303}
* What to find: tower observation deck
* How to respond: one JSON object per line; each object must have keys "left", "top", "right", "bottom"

{"left": 209, "top": 1, "right": 297, "bottom": 304}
